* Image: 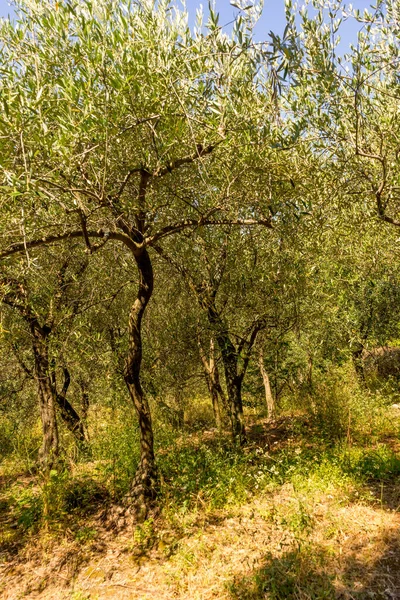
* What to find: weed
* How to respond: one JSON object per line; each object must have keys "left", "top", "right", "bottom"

{"left": 11, "top": 485, "right": 42, "bottom": 530}
{"left": 63, "top": 476, "right": 109, "bottom": 514}
{"left": 127, "top": 517, "right": 157, "bottom": 554}
{"left": 344, "top": 445, "right": 400, "bottom": 481}
{"left": 74, "top": 526, "right": 97, "bottom": 543}
{"left": 288, "top": 501, "right": 314, "bottom": 536}
{"left": 133, "top": 517, "right": 155, "bottom": 548}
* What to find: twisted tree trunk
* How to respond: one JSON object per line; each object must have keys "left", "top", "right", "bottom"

{"left": 124, "top": 248, "right": 157, "bottom": 516}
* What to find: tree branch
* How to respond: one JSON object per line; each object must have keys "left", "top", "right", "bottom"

{"left": 10, "top": 343, "right": 34, "bottom": 379}
{"left": 147, "top": 217, "right": 272, "bottom": 246}
{"left": 152, "top": 143, "right": 219, "bottom": 177}
{"left": 237, "top": 317, "right": 267, "bottom": 379}
{"left": 0, "top": 229, "right": 141, "bottom": 259}
{"left": 113, "top": 167, "right": 144, "bottom": 201}
{"left": 36, "top": 178, "right": 102, "bottom": 202}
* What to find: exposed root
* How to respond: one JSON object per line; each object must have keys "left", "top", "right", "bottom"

{"left": 102, "top": 462, "right": 159, "bottom": 532}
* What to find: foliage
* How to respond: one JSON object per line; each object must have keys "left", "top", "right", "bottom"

{"left": 1, "top": 5, "right": 400, "bottom": 599}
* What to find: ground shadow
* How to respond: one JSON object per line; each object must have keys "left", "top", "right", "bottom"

{"left": 0, "top": 472, "right": 111, "bottom": 567}
{"left": 228, "top": 524, "right": 400, "bottom": 599}
{"left": 366, "top": 478, "right": 400, "bottom": 512}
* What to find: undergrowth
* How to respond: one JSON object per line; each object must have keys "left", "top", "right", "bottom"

{"left": 1, "top": 373, "right": 400, "bottom": 540}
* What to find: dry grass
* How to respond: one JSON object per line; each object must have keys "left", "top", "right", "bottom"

{"left": 1, "top": 485, "right": 400, "bottom": 599}
{"left": 1, "top": 412, "right": 400, "bottom": 600}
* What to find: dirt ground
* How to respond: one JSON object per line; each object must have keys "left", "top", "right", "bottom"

{"left": 1, "top": 481, "right": 400, "bottom": 600}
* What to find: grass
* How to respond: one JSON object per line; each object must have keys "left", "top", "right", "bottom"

{"left": 1, "top": 383, "right": 400, "bottom": 599}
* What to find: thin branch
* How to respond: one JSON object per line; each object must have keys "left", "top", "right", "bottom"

{"left": 10, "top": 343, "right": 34, "bottom": 379}
{"left": 153, "top": 142, "right": 219, "bottom": 177}
{"left": 119, "top": 114, "right": 161, "bottom": 134}
{"left": 137, "top": 169, "right": 150, "bottom": 233}
{"left": 153, "top": 244, "right": 193, "bottom": 285}
{"left": 36, "top": 178, "right": 102, "bottom": 202}
{"left": 147, "top": 216, "right": 272, "bottom": 246}
{"left": 113, "top": 167, "right": 144, "bottom": 201}
{"left": 237, "top": 317, "right": 266, "bottom": 379}
{"left": 113, "top": 141, "right": 220, "bottom": 204}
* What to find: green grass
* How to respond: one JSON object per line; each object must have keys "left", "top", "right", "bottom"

{"left": 2, "top": 378, "right": 400, "bottom": 537}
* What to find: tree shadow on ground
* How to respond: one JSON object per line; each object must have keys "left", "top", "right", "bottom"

{"left": 366, "top": 478, "right": 400, "bottom": 512}
{"left": 0, "top": 472, "right": 111, "bottom": 566}
{"left": 228, "top": 523, "right": 400, "bottom": 599}
{"left": 247, "top": 416, "right": 306, "bottom": 450}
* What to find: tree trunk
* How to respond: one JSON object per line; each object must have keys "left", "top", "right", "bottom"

{"left": 208, "top": 339, "right": 231, "bottom": 427}
{"left": 203, "top": 372, "right": 222, "bottom": 429}
{"left": 124, "top": 248, "right": 157, "bottom": 516}
{"left": 227, "top": 374, "right": 245, "bottom": 443}
{"left": 214, "top": 371, "right": 229, "bottom": 419}
{"left": 55, "top": 394, "right": 86, "bottom": 443}
{"left": 352, "top": 346, "right": 365, "bottom": 381}
{"left": 51, "top": 367, "right": 87, "bottom": 444}
{"left": 80, "top": 380, "right": 90, "bottom": 423}
{"left": 207, "top": 304, "right": 246, "bottom": 444}
{"left": 198, "top": 336, "right": 222, "bottom": 428}
{"left": 258, "top": 348, "right": 275, "bottom": 420}
{"left": 31, "top": 323, "right": 59, "bottom": 469}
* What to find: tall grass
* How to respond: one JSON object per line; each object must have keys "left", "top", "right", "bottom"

{"left": 2, "top": 364, "right": 400, "bottom": 535}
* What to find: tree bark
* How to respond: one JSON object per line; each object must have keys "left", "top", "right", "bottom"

{"left": 198, "top": 336, "right": 223, "bottom": 428}
{"left": 208, "top": 339, "right": 230, "bottom": 422}
{"left": 124, "top": 247, "right": 157, "bottom": 516}
{"left": 213, "top": 369, "right": 229, "bottom": 419}
{"left": 31, "top": 322, "right": 59, "bottom": 469}
{"left": 258, "top": 348, "right": 275, "bottom": 420}
{"left": 227, "top": 374, "right": 245, "bottom": 442}
{"left": 352, "top": 346, "right": 365, "bottom": 381}
{"left": 80, "top": 379, "right": 90, "bottom": 423}
{"left": 207, "top": 304, "right": 246, "bottom": 444}
{"left": 53, "top": 368, "right": 87, "bottom": 444}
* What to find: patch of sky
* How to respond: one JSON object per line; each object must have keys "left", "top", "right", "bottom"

{"left": 185, "top": 0, "right": 376, "bottom": 53}
{"left": 0, "top": 0, "right": 381, "bottom": 55}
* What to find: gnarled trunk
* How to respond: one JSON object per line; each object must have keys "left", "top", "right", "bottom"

{"left": 124, "top": 248, "right": 157, "bottom": 516}
{"left": 227, "top": 374, "right": 245, "bottom": 443}
{"left": 31, "top": 323, "right": 59, "bottom": 469}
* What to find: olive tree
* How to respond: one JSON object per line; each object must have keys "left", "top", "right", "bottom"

{"left": 0, "top": 0, "right": 276, "bottom": 509}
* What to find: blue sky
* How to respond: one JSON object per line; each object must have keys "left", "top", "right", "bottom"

{"left": 0, "top": 0, "right": 373, "bottom": 51}
{"left": 183, "top": 0, "right": 374, "bottom": 51}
